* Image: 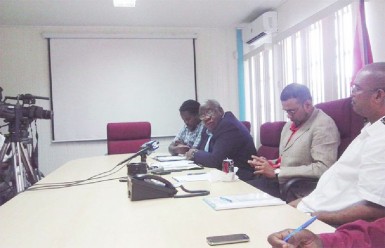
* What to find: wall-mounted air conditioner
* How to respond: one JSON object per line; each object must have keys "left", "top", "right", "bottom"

{"left": 242, "top": 11, "right": 278, "bottom": 45}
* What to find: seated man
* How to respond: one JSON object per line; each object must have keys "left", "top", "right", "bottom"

{"left": 168, "top": 99, "right": 204, "bottom": 155}
{"left": 248, "top": 83, "right": 340, "bottom": 201}
{"left": 267, "top": 217, "right": 385, "bottom": 248}
{"left": 185, "top": 99, "right": 256, "bottom": 181}
{"left": 290, "top": 62, "right": 385, "bottom": 226}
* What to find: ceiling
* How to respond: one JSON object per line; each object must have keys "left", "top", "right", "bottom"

{"left": 0, "top": 0, "right": 285, "bottom": 28}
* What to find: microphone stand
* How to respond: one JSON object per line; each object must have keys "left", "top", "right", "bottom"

{"left": 117, "top": 140, "right": 159, "bottom": 166}
{"left": 117, "top": 147, "right": 150, "bottom": 166}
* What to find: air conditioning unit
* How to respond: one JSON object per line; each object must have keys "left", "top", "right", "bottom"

{"left": 243, "top": 11, "right": 278, "bottom": 45}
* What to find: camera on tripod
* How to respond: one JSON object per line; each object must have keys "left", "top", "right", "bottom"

{"left": 0, "top": 87, "right": 52, "bottom": 198}
{"left": 0, "top": 88, "right": 52, "bottom": 140}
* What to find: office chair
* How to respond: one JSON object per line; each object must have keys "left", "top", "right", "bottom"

{"left": 107, "top": 122, "right": 151, "bottom": 155}
{"left": 241, "top": 121, "right": 251, "bottom": 132}
{"left": 256, "top": 121, "right": 286, "bottom": 160}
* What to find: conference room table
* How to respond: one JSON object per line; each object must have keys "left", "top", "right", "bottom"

{"left": 0, "top": 154, "right": 335, "bottom": 248}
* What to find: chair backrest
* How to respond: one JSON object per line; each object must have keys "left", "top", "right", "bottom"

{"left": 107, "top": 122, "right": 151, "bottom": 155}
{"left": 315, "top": 97, "right": 365, "bottom": 158}
{"left": 256, "top": 121, "right": 286, "bottom": 160}
{"left": 241, "top": 121, "right": 251, "bottom": 132}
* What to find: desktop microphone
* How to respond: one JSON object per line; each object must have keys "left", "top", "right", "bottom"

{"left": 117, "top": 140, "right": 159, "bottom": 165}
{"left": 140, "top": 140, "right": 159, "bottom": 153}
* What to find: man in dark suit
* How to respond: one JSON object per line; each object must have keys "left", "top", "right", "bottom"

{"left": 185, "top": 99, "right": 256, "bottom": 181}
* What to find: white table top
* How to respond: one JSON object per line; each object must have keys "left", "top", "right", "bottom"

{"left": 0, "top": 154, "right": 335, "bottom": 248}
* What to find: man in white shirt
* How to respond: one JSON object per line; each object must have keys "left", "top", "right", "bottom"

{"left": 290, "top": 62, "right": 385, "bottom": 226}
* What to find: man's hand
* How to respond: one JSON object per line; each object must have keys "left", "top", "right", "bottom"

{"left": 169, "top": 140, "right": 190, "bottom": 155}
{"left": 185, "top": 148, "right": 198, "bottom": 160}
{"left": 267, "top": 229, "right": 322, "bottom": 248}
{"left": 173, "top": 144, "right": 190, "bottom": 155}
{"left": 248, "top": 155, "right": 275, "bottom": 178}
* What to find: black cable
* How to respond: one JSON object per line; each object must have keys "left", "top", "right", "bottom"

{"left": 27, "top": 159, "right": 131, "bottom": 191}
{"left": 27, "top": 176, "right": 126, "bottom": 191}
{"left": 174, "top": 185, "right": 210, "bottom": 198}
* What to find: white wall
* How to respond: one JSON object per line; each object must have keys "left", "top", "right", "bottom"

{"left": 0, "top": 26, "right": 239, "bottom": 175}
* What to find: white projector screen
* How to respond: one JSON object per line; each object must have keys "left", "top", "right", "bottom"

{"left": 49, "top": 37, "right": 196, "bottom": 142}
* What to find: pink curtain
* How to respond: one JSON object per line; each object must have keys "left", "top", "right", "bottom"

{"left": 352, "top": 0, "right": 373, "bottom": 83}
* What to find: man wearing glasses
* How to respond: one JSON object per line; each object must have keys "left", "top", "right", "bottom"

{"left": 185, "top": 99, "right": 256, "bottom": 181}
{"left": 248, "top": 83, "right": 340, "bottom": 201}
{"left": 290, "top": 62, "right": 385, "bottom": 226}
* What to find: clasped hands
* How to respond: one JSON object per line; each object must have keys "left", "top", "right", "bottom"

{"left": 248, "top": 155, "right": 275, "bottom": 178}
{"left": 172, "top": 140, "right": 191, "bottom": 155}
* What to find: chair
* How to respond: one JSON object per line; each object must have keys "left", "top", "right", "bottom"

{"left": 315, "top": 97, "right": 365, "bottom": 158}
{"left": 241, "top": 121, "right": 251, "bottom": 132}
{"left": 256, "top": 97, "right": 366, "bottom": 202}
{"left": 256, "top": 121, "right": 286, "bottom": 160}
{"left": 107, "top": 122, "right": 151, "bottom": 155}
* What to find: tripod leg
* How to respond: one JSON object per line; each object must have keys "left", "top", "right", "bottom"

{"left": 19, "top": 142, "right": 37, "bottom": 184}
{"left": 0, "top": 140, "right": 11, "bottom": 167}
{"left": 11, "top": 142, "right": 26, "bottom": 193}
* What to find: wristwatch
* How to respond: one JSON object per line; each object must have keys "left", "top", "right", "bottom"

{"left": 190, "top": 149, "right": 197, "bottom": 160}
{"left": 274, "top": 168, "right": 280, "bottom": 178}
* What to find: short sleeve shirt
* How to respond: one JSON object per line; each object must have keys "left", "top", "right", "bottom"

{"left": 173, "top": 121, "right": 204, "bottom": 148}
{"left": 298, "top": 116, "right": 385, "bottom": 212}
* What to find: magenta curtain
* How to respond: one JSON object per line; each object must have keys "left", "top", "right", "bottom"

{"left": 352, "top": 0, "right": 373, "bottom": 82}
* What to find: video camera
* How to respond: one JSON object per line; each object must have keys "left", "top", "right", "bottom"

{"left": 0, "top": 87, "right": 52, "bottom": 138}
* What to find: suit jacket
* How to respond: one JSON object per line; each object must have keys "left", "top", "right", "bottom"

{"left": 194, "top": 112, "right": 256, "bottom": 181}
{"left": 278, "top": 108, "right": 340, "bottom": 183}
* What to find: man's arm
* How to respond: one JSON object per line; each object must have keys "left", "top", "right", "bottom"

{"left": 268, "top": 217, "right": 385, "bottom": 248}
{"left": 313, "top": 201, "right": 385, "bottom": 226}
{"left": 289, "top": 198, "right": 302, "bottom": 208}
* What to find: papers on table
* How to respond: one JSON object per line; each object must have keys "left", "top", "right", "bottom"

{"left": 203, "top": 192, "right": 285, "bottom": 211}
{"left": 154, "top": 155, "right": 187, "bottom": 162}
{"left": 172, "top": 173, "right": 209, "bottom": 182}
{"left": 150, "top": 160, "right": 202, "bottom": 172}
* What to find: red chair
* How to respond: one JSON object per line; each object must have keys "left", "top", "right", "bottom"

{"left": 241, "top": 121, "right": 251, "bottom": 132}
{"left": 256, "top": 121, "right": 286, "bottom": 160}
{"left": 107, "top": 122, "right": 151, "bottom": 155}
{"left": 315, "top": 97, "right": 365, "bottom": 158}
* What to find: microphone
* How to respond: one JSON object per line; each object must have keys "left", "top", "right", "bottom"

{"left": 6, "top": 94, "right": 50, "bottom": 101}
{"left": 140, "top": 140, "right": 159, "bottom": 154}
{"left": 117, "top": 140, "right": 159, "bottom": 165}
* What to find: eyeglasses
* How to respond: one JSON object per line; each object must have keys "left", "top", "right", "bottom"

{"left": 284, "top": 107, "right": 300, "bottom": 116}
{"left": 351, "top": 84, "right": 385, "bottom": 94}
{"left": 199, "top": 111, "right": 215, "bottom": 122}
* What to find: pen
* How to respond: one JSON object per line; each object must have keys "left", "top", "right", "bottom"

{"left": 219, "top": 197, "right": 233, "bottom": 203}
{"left": 187, "top": 172, "right": 206, "bottom": 175}
{"left": 283, "top": 216, "right": 317, "bottom": 242}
